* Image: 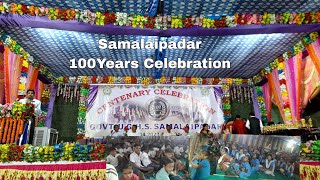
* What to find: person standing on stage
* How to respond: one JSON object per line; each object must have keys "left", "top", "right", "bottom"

{"left": 19, "top": 89, "right": 42, "bottom": 144}
{"left": 245, "top": 113, "right": 263, "bottom": 135}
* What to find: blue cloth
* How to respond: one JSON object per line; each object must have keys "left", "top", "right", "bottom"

{"left": 19, "top": 122, "right": 29, "bottom": 145}
{"left": 239, "top": 162, "right": 252, "bottom": 179}
{"left": 230, "top": 149, "right": 238, "bottom": 158}
{"left": 286, "top": 165, "right": 294, "bottom": 177}
{"left": 193, "top": 159, "right": 210, "bottom": 180}
{"left": 250, "top": 159, "right": 260, "bottom": 173}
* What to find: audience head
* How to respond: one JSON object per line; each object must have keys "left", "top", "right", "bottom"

{"left": 220, "top": 147, "right": 228, "bottom": 155}
{"left": 164, "top": 148, "right": 174, "bottom": 158}
{"left": 202, "top": 124, "right": 209, "bottom": 131}
{"left": 162, "top": 157, "right": 175, "bottom": 173}
{"left": 252, "top": 154, "right": 257, "bottom": 159}
{"left": 166, "top": 124, "right": 172, "bottom": 131}
{"left": 249, "top": 112, "right": 255, "bottom": 117}
{"left": 122, "top": 164, "right": 134, "bottom": 180}
{"left": 199, "top": 150, "right": 209, "bottom": 160}
{"left": 113, "top": 125, "right": 119, "bottom": 132}
{"left": 267, "top": 154, "right": 272, "bottom": 160}
{"left": 133, "top": 143, "right": 141, "bottom": 154}
{"left": 132, "top": 125, "right": 137, "bottom": 132}
{"left": 110, "top": 147, "right": 117, "bottom": 156}
{"left": 243, "top": 155, "right": 249, "bottom": 162}
{"left": 236, "top": 115, "right": 241, "bottom": 119}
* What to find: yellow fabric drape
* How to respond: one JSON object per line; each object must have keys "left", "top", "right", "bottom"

{"left": 306, "top": 44, "right": 320, "bottom": 75}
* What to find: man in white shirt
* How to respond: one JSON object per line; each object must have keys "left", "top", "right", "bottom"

{"left": 163, "top": 124, "right": 177, "bottom": 136}
{"left": 129, "top": 144, "right": 153, "bottom": 179}
{"left": 127, "top": 125, "right": 141, "bottom": 136}
{"left": 106, "top": 147, "right": 121, "bottom": 171}
{"left": 19, "top": 89, "right": 42, "bottom": 145}
{"left": 245, "top": 113, "right": 264, "bottom": 135}
{"left": 110, "top": 125, "right": 125, "bottom": 136}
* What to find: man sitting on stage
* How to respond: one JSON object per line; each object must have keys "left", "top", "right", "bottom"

{"left": 19, "top": 89, "right": 42, "bottom": 145}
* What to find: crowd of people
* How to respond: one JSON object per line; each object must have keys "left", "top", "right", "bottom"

{"left": 105, "top": 137, "right": 189, "bottom": 180}
{"left": 190, "top": 135, "right": 299, "bottom": 179}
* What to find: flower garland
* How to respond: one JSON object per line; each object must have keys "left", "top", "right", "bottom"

{"left": 18, "top": 59, "right": 29, "bottom": 96}
{"left": 77, "top": 86, "right": 89, "bottom": 136}
{"left": 0, "top": 118, "right": 24, "bottom": 144}
{"left": 255, "top": 86, "right": 268, "bottom": 123}
{"left": 278, "top": 62, "right": 292, "bottom": 122}
{"left": 253, "top": 32, "right": 319, "bottom": 83}
{"left": 221, "top": 84, "right": 231, "bottom": 121}
{"left": 0, "top": 33, "right": 54, "bottom": 81}
{"left": 1, "top": 2, "right": 320, "bottom": 29}
{"left": 55, "top": 76, "right": 253, "bottom": 86}
{"left": 36, "top": 84, "right": 52, "bottom": 127}
{"left": 0, "top": 142, "right": 106, "bottom": 163}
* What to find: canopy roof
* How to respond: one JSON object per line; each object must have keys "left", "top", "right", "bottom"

{"left": 0, "top": 0, "right": 319, "bottom": 81}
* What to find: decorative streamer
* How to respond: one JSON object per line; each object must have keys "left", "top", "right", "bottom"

{"left": 278, "top": 62, "right": 293, "bottom": 122}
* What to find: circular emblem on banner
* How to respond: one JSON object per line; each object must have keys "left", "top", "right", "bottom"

{"left": 146, "top": 97, "right": 170, "bottom": 121}
{"left": 201, "top": 88, "right": 209, "bottom": 96}
{"left": 102, "top": 86, "right": 111, "bottom": 95}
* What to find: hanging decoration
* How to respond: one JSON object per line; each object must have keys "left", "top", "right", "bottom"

{"left": 230, "top": 86, "right": 253, "bottom": 104}
{"left": 278, "top": 62, "right": 292, "bottom": 122}
{"left": 0, "top": 33, "right": 54, "bottom": 81}
{"left": 77, "top": 86, "right": 89, "bottom": 137}
{"left": 253, "top": 32, "right": 319, "bottom": 83}
{"left": 18, "top": 59, "right": 29, "bottom": 96}
{"left": 54, "top": 76, "right": 253, "bottom": 86}
{"left": 221, "top": 84, "right": 231, "bottom": 121}
{"left": 255, "top": 86, "right": 268, "bottom": 123}
{"left": 56, "top": 84, "right": 80, "bottom": 103}
{"left": 0, "top": 2, "right": 320, "bottom": 29}
{"left": 35, "top": 84, "right": 52, "bottom": 127}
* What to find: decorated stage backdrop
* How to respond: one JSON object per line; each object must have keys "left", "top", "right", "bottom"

{"left": 85, "top": 85, "right": 224, "bottom": 137}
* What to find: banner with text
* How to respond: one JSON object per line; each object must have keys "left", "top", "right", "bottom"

{"left": 85, "top": 85, "right": 224, "bottom": 137}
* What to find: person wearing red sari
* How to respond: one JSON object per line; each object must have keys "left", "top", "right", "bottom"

{"left": 221, "top": 119, "right": 233, "bottom": 134}
{"left": 232, "top": 115, "right": 247, "bottom": 134}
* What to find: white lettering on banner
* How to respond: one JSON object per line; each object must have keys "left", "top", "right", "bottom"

{"left": 85, "top": 85, "right": 224, "bottom": 137}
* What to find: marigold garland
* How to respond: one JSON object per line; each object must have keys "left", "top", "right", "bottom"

{"left": 1, "top": 2, "right": 320, "bottom": 29}
{"left": 278, "top": 62, "right": 293, "bottom": 122}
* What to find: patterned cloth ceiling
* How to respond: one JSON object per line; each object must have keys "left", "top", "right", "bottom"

{"left": 1, "top": 0, "right": 319, "bottom": 16}
{"left": 0, "top": 26, "right": 308, "bottom": 78}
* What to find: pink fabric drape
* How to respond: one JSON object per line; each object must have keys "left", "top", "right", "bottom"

{"left": 284, "top": 52, "right": 302, "bottom": 123}
{"left": 262, "top": 82, "right": 272, "bottom": 122}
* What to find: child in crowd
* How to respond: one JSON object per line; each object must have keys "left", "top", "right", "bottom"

{"left": 156, "top": 157, "right": 175, "bottom": 180}
{"left": 229, "top": 144, "right": 238, "bottom": 158}
{"left": 119, "top": 164, "right": 139, "bottom": 180}
{"left": 106, "top": 147, "right": 121, "bottom": 171}
{"left": 286, "top": 162, "right": 294, "bottom": 177}
{"left": 250, "top": 154, "right": 260, "bottom": 173}
{"left": 279, "top": 160, "right": 287, "bottom": 175}
{"left": 234, "top": 155, "right": 252, "bottom": 179}
{"left": 261, "top": 154, "right": 276, "bottom": 176}
{"left": 218, "top": 147, "right": 232, "bottom": 173}
{"left": 235, "top": 149, "right": 245, "bottom": 163}
{"left": 191, "top": 150, "right": 211, "bottom": 180}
